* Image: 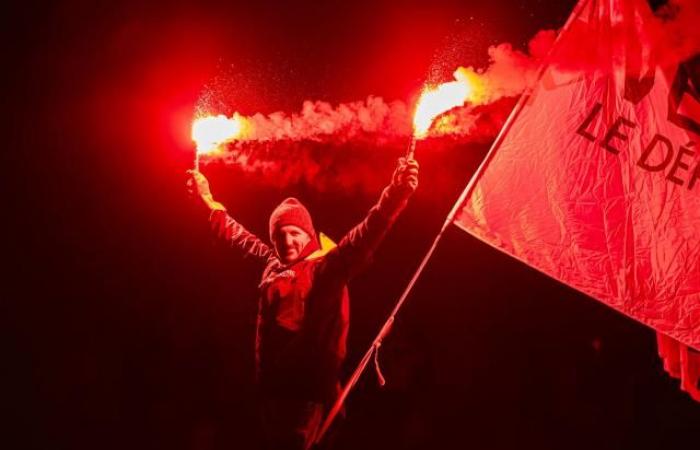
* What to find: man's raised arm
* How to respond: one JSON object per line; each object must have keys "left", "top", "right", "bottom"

{"left": 326, "top": 158, "right": 419, "bottom": 279}
{"left": 186, "top": 170, "right": 275, "bottom": 263}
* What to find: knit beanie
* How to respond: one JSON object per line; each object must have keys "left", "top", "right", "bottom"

{"left": 268, "top": 197, "right": 316, "bottom": 241}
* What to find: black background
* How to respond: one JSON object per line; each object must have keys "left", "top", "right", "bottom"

{"left": 4, "top": 1, "right": 699, "bottom": 449}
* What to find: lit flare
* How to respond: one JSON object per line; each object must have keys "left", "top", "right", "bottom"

{"left": 191, "top": 114, "right": 246, "bottom": 154}
{"left": 412, "top": 68, "right": 481, "bottom": 138}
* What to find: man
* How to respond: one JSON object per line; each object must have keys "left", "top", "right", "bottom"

{"left": 186, "top": 157, "right": 418, "bottom": 449}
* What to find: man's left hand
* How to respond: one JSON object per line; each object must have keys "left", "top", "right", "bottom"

{"left": 391, "top": 157, "right": 419, "bottom": 195}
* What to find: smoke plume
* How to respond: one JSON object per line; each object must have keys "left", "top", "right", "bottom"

{"left": 196, "top": 0, "right": 698, "bottom": 192}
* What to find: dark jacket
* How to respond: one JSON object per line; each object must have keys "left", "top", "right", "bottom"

{"left": 209, "top": 184, "right": 410, "bottom": 405}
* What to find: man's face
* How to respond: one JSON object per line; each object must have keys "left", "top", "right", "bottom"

{"left": 272, "top": 225, "right": 312, "bottom": 264}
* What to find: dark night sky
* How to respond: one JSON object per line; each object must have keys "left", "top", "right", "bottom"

{"left": 4, "top": 1, "right": 699, "bottom": 449}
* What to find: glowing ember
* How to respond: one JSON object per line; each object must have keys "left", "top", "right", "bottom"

{"left": 191, "top": 114, "right": 245, "bottom": 154}
{"left": 413, "top": 68, "right": 480, "bottom": 138}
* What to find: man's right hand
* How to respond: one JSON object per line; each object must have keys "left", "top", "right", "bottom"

{"left": 186, "top": 169, "right": 225, "bottom": 212}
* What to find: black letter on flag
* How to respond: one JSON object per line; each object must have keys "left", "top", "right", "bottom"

{"left": 667, "top": 144, "right": 696, "bottom": 186}
{"left": 689, "top": 161, "right": 700, "bottom": 190}
{"left": 638, "top": 134, "right": 674, "bottom": 172}
{"left": 601, "top": 117, "right": 636, "bottom": 154}
{"left": 576, "top": 102, "right": 603, "bottom": 142}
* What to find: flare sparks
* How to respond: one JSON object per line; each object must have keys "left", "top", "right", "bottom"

{"left": 412, "top": 67, "right": 481, "bottom": 138}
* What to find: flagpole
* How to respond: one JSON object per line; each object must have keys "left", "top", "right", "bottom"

{"left": 315, "top": 64, "right": 537, "bottom": 443}
{"left": 433, "top": 0, "right": 591, "bottom": 230}
{"left": 315, "top": 1, "right": 591, "bottom": 443}
{"left": 315, "top": 132, "right": 468, "bottom": 445}
{"left": 314, "top": 195, "right": 456, "bottom": 446}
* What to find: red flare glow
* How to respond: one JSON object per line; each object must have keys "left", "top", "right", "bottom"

{"left": 191, "top": 114, "right": 246, "bottom": 154}
{"left": 413, "top": 68, "right": 482, "bottom": 138}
